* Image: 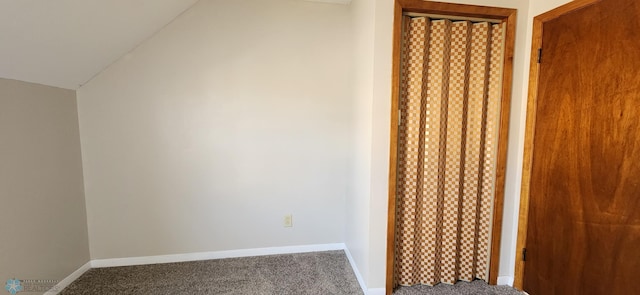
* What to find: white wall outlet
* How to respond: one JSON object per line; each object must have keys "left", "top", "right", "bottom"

{"left": 283, "top": 214, "right": 293, "bottom": 227}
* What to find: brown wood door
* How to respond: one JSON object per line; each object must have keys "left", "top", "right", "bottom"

{"left": 523, "top": 0, "right": 640, "bottom": 294}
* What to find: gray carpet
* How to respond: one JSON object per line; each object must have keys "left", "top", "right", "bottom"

{"left": 60, "top": 251, "right": 363, "bottom": 295}
{"left": 394, "top": 280, "right": 524, "bottom": 295}
{"left": 60, "top": 250, "right": 524, "bottom": 294}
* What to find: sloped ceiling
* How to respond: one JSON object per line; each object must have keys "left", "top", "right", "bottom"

{"left": 0, "top": 0, "right": 199, "bottom": 90}
{"left": 0, "top": 0, "right": 351, "bottom": 90}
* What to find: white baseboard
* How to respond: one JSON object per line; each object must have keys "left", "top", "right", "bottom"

{"left": 91, "top": 243, "right": 345, "bottom": 268}
{"left": 367, "top": 288, "right": 386, "bottom": 295}
{"left": 47, "top": 244, "right": 372, "bottom": 294}
{"left": 304, "top": 0, "right": 352, "bottom": 5}
{"left": 44, "top": 261, "right": 91, "bottom": 295}
{"left": 497, "top": 276, "right": 514, "bottom": 286}
{"left": 343, "top": 247, "right": 368, "bottom": 294}
{"left": 343, "top": 246, "right": 386, "bottom": 295}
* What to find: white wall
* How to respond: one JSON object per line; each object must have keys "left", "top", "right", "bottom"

{"left": 77, "top": 0, "right": 352, "bottom": 260}
{"left": 346, "top": 0, "right": 375, "bottom": 288}
{"left": 530, "top": 0, "right": 572, "bottom": 16}
{"left": 0, "top": 78, "right": 89, "bottom": 289}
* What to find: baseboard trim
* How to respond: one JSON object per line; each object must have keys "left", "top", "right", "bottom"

{"left": 44, "top": 261, "right": 91, "bottom": 295}
{"left": 304, "top": 0, "right": 352, "bottom": 5}
{"left": 47, "top": 244, "right": 369, "bottom": 294}
{"left": 497, "top": 275, "right": 514, "bottom": 286}
{"left": 90, "top": 243, "right": 345, "bottom": 268}
{"left": 343, "top": 246, "right": 385, "bottom": 295}
{"left": 343, "top": 247, "right": 368, "bottom": 294}
{"left": 367, "top": 288, "right": 386, "bottom": 295}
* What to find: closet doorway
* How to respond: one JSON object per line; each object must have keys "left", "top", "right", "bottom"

{"left": 386, "top": 1, "right": 516, "bottom": 294}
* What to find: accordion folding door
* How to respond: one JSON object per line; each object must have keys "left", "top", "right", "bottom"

{"left": 394, "top": 16, "right": 505, "bottom": 287}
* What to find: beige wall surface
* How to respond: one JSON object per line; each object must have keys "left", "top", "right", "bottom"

{"left": 77, "top": 0, "right": 352, "bottom": 260}
{"left": 0, "top": 78, "right": 89, "bottom": 291}
{"left": 346, "top": 0, "right": 376, "bottom": 288}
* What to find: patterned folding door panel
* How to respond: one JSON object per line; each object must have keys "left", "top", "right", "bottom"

{"left": 395, "top": 17, "right": 504, "bottom": 287}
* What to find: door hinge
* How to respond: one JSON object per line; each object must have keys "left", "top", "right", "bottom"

{"left": 537, "top": 48, "right": 542, "bottom": 64}
{"left": 522, "top": 248, "right": 527, "bottom": 261}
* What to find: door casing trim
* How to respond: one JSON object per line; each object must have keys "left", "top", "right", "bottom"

{"left": 386, "top": 1, "right": 516, "bottom": 294}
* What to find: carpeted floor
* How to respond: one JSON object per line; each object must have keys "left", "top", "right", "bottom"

{"left": 394, "top": 280, "right": 525, "bottom": 295}
{"left": 60, "top": 250, "right": 524, "bottom": 295}
{"left": 60, "top": 251, "right": 363, "bottom": 295}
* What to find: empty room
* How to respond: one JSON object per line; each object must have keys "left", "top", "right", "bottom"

{"left": 1, "top": 0, "right": 637, "bottom": 294}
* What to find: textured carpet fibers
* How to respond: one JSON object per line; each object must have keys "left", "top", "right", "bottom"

{"left": 60, "top": 251, "right": 363, "bottom": 295}
{"left": 60, "top": 250, "right": 524, "bottom": 294}
{"left": 394, "top": 280, "right": 525, "bottom": 295}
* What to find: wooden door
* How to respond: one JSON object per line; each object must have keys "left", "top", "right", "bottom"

{"left": 518, "top": 0, "right": 640, "bottom": 294}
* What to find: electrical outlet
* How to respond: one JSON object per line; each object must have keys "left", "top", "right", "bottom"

{"left": 283, "top": 214, "right": 293, "bottom": 227}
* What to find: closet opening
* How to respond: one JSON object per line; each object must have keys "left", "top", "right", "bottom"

{"left": 386, "top": 1, "right": 516, "bottom": 294}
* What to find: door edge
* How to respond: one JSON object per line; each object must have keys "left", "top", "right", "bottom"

{"left": 512, "top": 0, "right": 602, "bottom": 290}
